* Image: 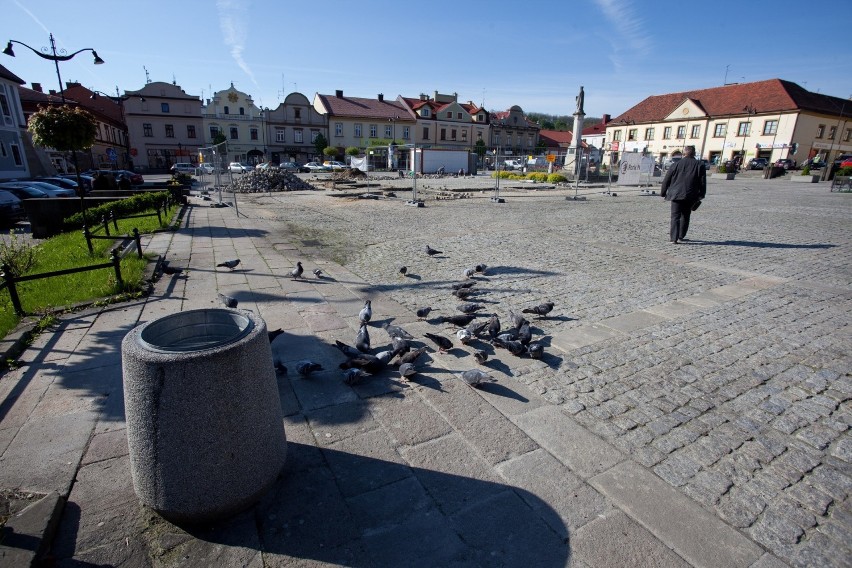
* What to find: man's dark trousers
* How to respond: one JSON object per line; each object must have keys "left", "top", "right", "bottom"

{"left": 670, "top": 199, "right": 696, "bottom": 242}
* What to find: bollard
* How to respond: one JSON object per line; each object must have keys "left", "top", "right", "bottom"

{"left": 121, "top": 309, "right": 286, "bottom": 523}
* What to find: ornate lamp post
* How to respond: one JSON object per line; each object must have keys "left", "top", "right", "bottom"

{"left": 740, "top": 105, "right": 757, "bottom": 171}
{"left": 4, "top": 33, "right": 104, "bottom": 218}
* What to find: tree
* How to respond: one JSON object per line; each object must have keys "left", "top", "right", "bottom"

{"left": 474, "top": 139, "right": 487, "bottom": 159}
{"left": 314, "top": 133, "right": 328, "bottom": 157}
{"left": 322, "top": 146, "right": 338, "bottom": 159}
{"left": 28, "top": 105, "right": 97, "bottom": 153}
{"left": 212, "top": 132, "right": 227, "bottom": 145}
{"left": 345, "top": 146, "right": 360, "bottom": 157}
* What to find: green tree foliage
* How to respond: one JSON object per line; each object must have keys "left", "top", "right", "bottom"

{"left": 28, "top": 105, "right": 97, "bottom": 152}
{"left": 314, "top": 133, "right": 329, "bottom": 156}
{"left": 345, "top": 146, "right": 360, "bottom": 157}
{"left": 474, "top": 139, "right": 487, "bottom": 158}
{"left": 322, "top": 146, "right": 338, "bottom": 159}
{"left": 212, "top": 132, "right": 227, "bottom": 145}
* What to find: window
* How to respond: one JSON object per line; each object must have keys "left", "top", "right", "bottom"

{"left": 422, "top": 108, "right": 430, "bottom": 118}
{"left": 250, "top": 128, "right": 258, "bottom": 140}
{"left": 354, "top": 123, "right": 362, "bottom": 138}
{"left": 816, "top": 124, "right": 825, "bottom": 138}
{"left": 845, "top": 128, "right": 851, "bottom": 142}
{"left": 440, "top": 128, "right": 446, "bottom": 141}
{"left": 239, "top": 107, "right": 244, "bottom": 115}
{"left": 457, "top": 112, "right": 462, "bottom": 119}
{"left": 644, "top": 128, "right": 654, "bottom": 141}
{"left": 187, "top": 125, "right": 196, "bottom": 138}
{"left": 10, "top": 143, "right": 22, "bottom": 166}
{"left": 663, "top": 126, "right": 672, "bottom": 139}
{"left": 143, "top": 123, "right": 153, "bottom": 137}
{"left": 0, "top": 90, "right": 11, "bottom": 122}
{"left": 763, "top": 120, "right": 777, "bottom": 136}
{"left": 165, "top": 124, "right": 174, "bottom": 138}
{"left": 161, "top": 103, "right": 170, "bottom": 113}
{"left": 828, "top": 126, "right": 837, "bottom": 140}
{"left": 691, "top": 125, "right": 700, "bottom": 138}
{"left": 451, "top": 129, "right": 457, "bottom": 140}
{"left": 335, "top": 123, "right": 343, "bottom": 137}
{"left": 224, "top": 106, "right": 229, "bottom": 114}
{"left": 402, "top": 126, "right": 410, "bottom": 139}
{"left": 613, "top": 130, "right": 622, "bottom": 141}
{"left": 311, "top": 130, "right": 319, "bottom": 143}
{"left": 210, "top": 126, "right": 220, "bottom": 139}
{"left": 385, "top": 125, "right": 392, "bottom": 138}
{"left": 0, "top": 142, "right": 5, "bottom": 157}
{"left": 423, "top": 127, "right": 429, "bottom": 140}
{"left": 276, "top": 128, "right": 285, "bottom": 142}
{"left": 461, "top": 130, "right": 467, "bottom": 141}
{"left": 476, "top": 114, "right": 484, "bottom": 122}
{"left": 294, "top": 108, "right": 301, "bottom": 120}
{"left": 738, "top": 122, "right": 750, "bottom": 136}
{"left": 714, "top": 124, "right": 726, "bottom": 137}
{"left": 230, "top": 127, "right": 239, "bottom": 140}
{"left": 627, "top": 128, "right": 637, "bottom": 141}
{"left": 294, "top": 129, "right": 303, "bottom": 143}
{"left": 677, "top": 125, "right": 686, "bottom": 138}
{"left": 369, "top": 124, "right": 377, "bottom": 138}
{"left": 447, "top": 112, "right": 452, "bottom": 118}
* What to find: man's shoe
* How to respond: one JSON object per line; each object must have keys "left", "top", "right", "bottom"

{"left": 670, "top": 240, "right": 678, "bottom": 244}
{"left": 679, "top": 238, "right": 689, "bottom": 242}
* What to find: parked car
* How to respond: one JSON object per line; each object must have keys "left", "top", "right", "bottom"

{"left": 229, "top": 162, "right": 253, "bottom": 173}
{"left": 0, "top": 182, "right": 50, "bottom": 200}
{"left": 663, "top": 156, "right": 682, "bottom": 169}
{"left": 85, "top": 169, "right": 144, "bottom": 185}
{"left": 279, "top": 162, "right": 307, "bottom": 173}
{"left": 801, "top": 158, "right": 825, "bottom": 170}
{"left": 0, "top": 190, "right": 24, "bottom": 226}
{"left": 255, "top": 162, "right": 278, "bottom": 170}
{"left": 20, "top": 181, "right": 76, "bottom": 197}
{"left": 171, "top": 163, "right": 197, "bottom": 175}
{"left": 834, "top": 154, "right": 852, "bottom": 168}
{"left": 774, "top": 158, "right": 797, "bottom": 170}
{"left": 196, "top": 163, "right": 216, "bottom": 175}
{"left": 59, "top": 174, "right": 94, "bottom": 192}
{"left": 323, "top": 161, "right": 348, "bottom": 171}
{"left": 303, "top": 162, "right": 329, "bottom": 172}
{"left": 34, "top": 176, "right": 80, "bottom": 191}
{"left": 748, "top": 158, "right": 769, "bottom": 170}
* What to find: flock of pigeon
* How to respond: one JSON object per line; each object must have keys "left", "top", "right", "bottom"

{"left": 214, "top": 245, "right": 555, "bottom": 389}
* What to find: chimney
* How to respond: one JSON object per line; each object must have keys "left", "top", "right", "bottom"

{"left": 31, "top": 83, "right": 43, "bottom": 93}
{"left": 335, "top": 89, "right": 343, "bottom": 98}
{"left": 420, "top": 93, "right": 427, "bottom": 101}
{"left": 378, "top": 93, "right": 384, "bottom": 102}
{"left": 602, "top": 114, "right": 610, "bottom": 125}
{"left": 66, "top": 81, "right": 80, "bottom": 89}
{"left": 48, "top": 89, "right": 57, "bottom": 96}
{"left": 434, "top": 90, "right": 439, "bottom": 101}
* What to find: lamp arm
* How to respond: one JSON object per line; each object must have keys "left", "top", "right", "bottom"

{"left": 8, "top": 39, "right": 96, "bottom": 62}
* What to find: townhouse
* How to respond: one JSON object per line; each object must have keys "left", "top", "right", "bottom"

{"left": 0, "top": 63, "right": 28, "bottom": 180}
{"left": 263, "top": 91, "right": 327, "bottom": 165}
{"left": 605, "top": 79, "right": 851, "bottom": 168}
{"left": 64, "top": 83, "right": 130, "bottom": 170}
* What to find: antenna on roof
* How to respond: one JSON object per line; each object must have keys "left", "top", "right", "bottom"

{"left": 144, "top": 66, "right": 151, "bottom": 84}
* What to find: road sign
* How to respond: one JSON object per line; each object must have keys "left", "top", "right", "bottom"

{"left": 546, "top": 154, "right": 556, "bottom": 163}
{"left": 106, "top": 148, "right": 117, "bottom": 163}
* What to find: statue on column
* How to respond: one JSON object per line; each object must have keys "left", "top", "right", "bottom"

{"left": 575, "top": 86, "right": 585, "bottom": 115}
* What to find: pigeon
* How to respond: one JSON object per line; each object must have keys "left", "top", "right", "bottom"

{"left": 391, "top": 336, "right": 412, "bottom": 357}
{"left": 335, "top": 340, "right": 363, "bottom": 359}
{"left": 424, "top": 245, "right": 443, "bottom": 256}
{"left": 487, "top": 315, "right": 501, "bottom": 339}
{"left": 216, "top": 258, "right": 240, "bottom": 270}
{"left": 356, "top": 323, "right": 371, "bottom": 353}
{"left": 398, "top": 266, "right": 408, "bottom": 277}
{"left": 343, "top": 368, "right": 371, "bottom": 385}
{"left": 466, "top": 319, "right": 489, "bottom": 337}
{"left": 359, "top": 300, "right": 372, "bottom": 324}
{"left": 497, "top": 330, "right": 519, "bottom": 342}
{"left": 218, "top": 292, "right": 238, "bottom": 308}
{"left": 456, "top": 329, "right": 473, "bottom": 344}
{"left": 396, "top": 346, "right": 428, "bottom": 366}
{"left": 440, "top": 314, "right": 477, "bottom": 327}
{"left": 290, "top": 261, "right": 304, "bottom": 279}
{"left": 523, "top": 302, "right": 555, "bottom": 318}
{"left": 492, "top": 337, "right": 528, "bottom": 357}
{"left": 382, "top": 322, "right": 414, "bottom": 340}
{"left": 339, "top": 350, "right": 393, "bottom": 373}
{"left": 416, "top": 307, "right": 433, "bottom": 320}
{"left": 453, "top": 288, "right": 475, "bottom": 300}
{"left": 527, "top": 342, "right": 544, "bottom": 359}
{"left": 313, "top": 268, "right": 323, "bottom": 278}
{"left": 268, "top": 328, "right": 284, "bottom": 343}
{"left": 161, "top": 262, "right": 183, "bottom": 275}
{"left": 463, "top": 268, "right": 476, "bottom": 279}
{"left": 473, "top": 350, "right": 488, "bottom": 365}
{"left": 517, "top": 322, "right": 532, "bottom": 345}
{"left": 461, "top": 369, "right": 495, "bottom": 388}
{"left": 457, "top": 302, "right": 484, "bottom": 314}
{"left": 474, "top": 263, "right": 487, "bottom": 274}
{"left": 274, "top": 360, "right": 288, "bottom": 375}
{"left": 424, "top": 332, "right": 453, "bottom": 352}
{"left": 451, "top": 281, "right": 476, "bottom": 291}
{"left": 295, "top": 360, "right": 323, "bottom": 377}
{"left": 398, "top": 363, "right": 417, "bottom": 379}
{"left": 508, "top": 310, "right": 529, "bottom": 330}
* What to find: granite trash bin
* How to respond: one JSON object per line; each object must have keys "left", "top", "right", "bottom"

{"left": 121, "top": 308, "right": 286, "bottom": 523}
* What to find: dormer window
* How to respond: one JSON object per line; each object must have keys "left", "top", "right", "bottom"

{"left": 447, "top": 111, "right": 452, "bottom": 118}
{"left": 422, "top": 108, "right": 430, "bottom": 117}
{"left": 239, "top": 107, "right": 245, "bottom": 115}
{"left": 457, "top": 112, "right": 462, "bottom": 119}
{"left": 224, "top": 106, "right": 229, "bottom": 114}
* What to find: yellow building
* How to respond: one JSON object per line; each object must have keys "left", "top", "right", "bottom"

{"left": 605, "top": 79, "right": 851, "bottom": 168}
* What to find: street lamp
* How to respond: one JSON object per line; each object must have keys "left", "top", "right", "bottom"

{"left": 4, "top": 33, "right": 104, "bottom": 220}
{"left": 388, "top": 115, "right": 399, "bottom": 171}
{"left": 739, "top": 105, "right": 757, "bottom": 171}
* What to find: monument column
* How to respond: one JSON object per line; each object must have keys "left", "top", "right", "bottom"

{"left": 573, "top": 86, "right": 585, "bottom": 178}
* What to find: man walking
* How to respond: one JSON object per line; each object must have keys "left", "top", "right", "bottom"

{"left": 661, "top": 145, "right": 706, "bottom": 243}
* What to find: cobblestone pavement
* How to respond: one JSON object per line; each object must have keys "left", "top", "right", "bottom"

{"left": 229, "top": 175, "right": 851, "bottom": 567}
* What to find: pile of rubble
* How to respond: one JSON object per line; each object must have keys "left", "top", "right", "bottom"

{"left": 332, "top": 168, "right": 368, "bottom": 180}
{"left": 226, "top": 170, "right": 317, "bottom": 193}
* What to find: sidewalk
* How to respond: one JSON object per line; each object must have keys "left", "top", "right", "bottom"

{"left": 0, "top": 177, "right": 849, "bottom": 567}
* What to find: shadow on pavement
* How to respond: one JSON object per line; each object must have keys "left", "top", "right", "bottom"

{"left": 689, "top": 239, "right": 837, "bottom": 249}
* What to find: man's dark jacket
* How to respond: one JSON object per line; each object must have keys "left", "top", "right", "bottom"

{"left": 661, "top": 157, "right": 706, "bottom": 201}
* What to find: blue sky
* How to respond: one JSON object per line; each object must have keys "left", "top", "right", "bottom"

{"left": 2, "top": 0, "right": 850, "bottom": 119}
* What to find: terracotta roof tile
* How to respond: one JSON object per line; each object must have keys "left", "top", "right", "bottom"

{"left": 317, "top": 93, "right": 409, "bottom": 120}
{"left": 0, "top": 63, "right": 24, "bottom": 85}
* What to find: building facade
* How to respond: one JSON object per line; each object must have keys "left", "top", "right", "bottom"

{"left": 397, "top": 92, "right": 489, "bottom": 151}
{"left": 264, "top": 92, "right": 327, "bottom": 165}
{"left": 202, "top": 83, "right": 267, "bottom": 166}
{"left": 489, "top": 105, "right": 540, "bottom": 157}
{"left": 605, "top": 79, "right": 851, "bottom": 168}
{"left": 64, "top": 83, "right": 130, "bottom": 170}
{"left": 124, "top": 81, "right": 203, "bottom": 172}
{"left": 0, "top": 64, "right": 28, "bottom": 180}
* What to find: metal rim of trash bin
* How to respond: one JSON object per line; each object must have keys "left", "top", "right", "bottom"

{"left": 138, "top": 308, "right": 253, "bottom": 353}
